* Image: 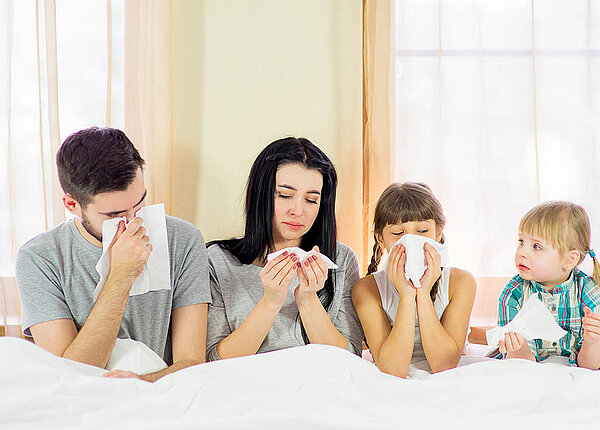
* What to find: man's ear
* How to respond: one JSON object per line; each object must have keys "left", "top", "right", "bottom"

{"left": 564, "top": 249, "right": 581, "bottom": 272}
{"left": 62, "top": 194, "right": 82, "bottom": 217}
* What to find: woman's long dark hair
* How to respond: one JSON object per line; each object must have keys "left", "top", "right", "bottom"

{"left": 209, "top": 137, "right": 338, "bottom": 341}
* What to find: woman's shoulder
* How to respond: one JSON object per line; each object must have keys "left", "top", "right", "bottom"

{"left": 207, "top": 243, "right": 244, "bottom": 268}
{"left": 335, "top": 241, "right": 359, "bottom": 265}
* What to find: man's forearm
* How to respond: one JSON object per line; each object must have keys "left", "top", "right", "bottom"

{"left": 62, "top": 273, "right": 132, "bottom": 368}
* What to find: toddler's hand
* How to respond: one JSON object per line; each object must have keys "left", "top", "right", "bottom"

{"left": 582, "top": 306, "right": 600, "bottom": 345}
{"left": 498, "top": 332, "right": 535, "bottom": 361}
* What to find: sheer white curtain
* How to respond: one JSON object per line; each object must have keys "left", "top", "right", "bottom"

{"left": 392, "top": 0, "right": 599, "bottom": 324}
{"left": 0, "top": 0, "right": 125, "bottom": 332}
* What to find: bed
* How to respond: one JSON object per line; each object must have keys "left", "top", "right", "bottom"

{"left": 1, "top": 337, "right": 598, "bottom": 429}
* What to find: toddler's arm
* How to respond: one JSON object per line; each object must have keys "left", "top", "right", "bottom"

{"left": 576, "top": 306, "right": 600, "bottom": 370}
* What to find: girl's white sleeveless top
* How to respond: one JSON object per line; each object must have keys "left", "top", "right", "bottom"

{"left": 372, "top": 266, "right": 451, "bottom": 365}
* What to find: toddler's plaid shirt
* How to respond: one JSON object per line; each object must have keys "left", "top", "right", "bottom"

{"left": 487, "top": 268, "right": 600, "bottom": 364}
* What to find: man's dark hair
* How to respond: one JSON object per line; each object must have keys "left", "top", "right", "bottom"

{"left": 56, "top": 127, "right": 145, "bottom": 207}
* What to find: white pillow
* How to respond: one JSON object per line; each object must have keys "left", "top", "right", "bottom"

{"left": 106, "top": 338, "right": 167, "bottom": 374}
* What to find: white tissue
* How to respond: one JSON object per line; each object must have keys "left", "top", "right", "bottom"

{"left": 486, "top": 295, "right": 568, "bottom": 346}
{"left": 106, "top": 338, "right": 167, "bottom": 374}
{"left": 93, "top": 204, "right": 171, "bottom": 302}
{"left": 381, "top": 234, "right": 449, "bottom": 288}
{"left": 267, "top": 247, "right": 337, "bottom": 285}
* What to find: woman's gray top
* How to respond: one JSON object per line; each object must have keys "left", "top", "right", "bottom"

{"left": 206, "top": 242, "right": 364, "bottom": 361}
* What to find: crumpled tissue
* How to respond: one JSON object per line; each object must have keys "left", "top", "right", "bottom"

{"left": 486, "top": 295, "right": 568, "bottom": 346}
{"left": 381, "top": 234, "right": 449, "bottom": 288}
{"left": 106, "top": 338, "right": 167, "bottom": 374}
{"left": 93, "top": 204, "right": 171, "bottom": 302}
{"left": 267, "top": 247, "right": 338, "bottom": 285}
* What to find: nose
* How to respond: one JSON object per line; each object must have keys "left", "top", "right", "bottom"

{"left": 289, "top": 197, "right": 303, "bottom": 217}
{"left": 124, "top": 209, "right": 139, "bottom": 223}
{"left": 516, "top": 245, "right": 528, "bottom": 259}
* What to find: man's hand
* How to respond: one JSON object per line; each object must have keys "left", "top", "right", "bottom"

{"left": 108, "top": 218, "right": 152, "bottom": 283}
{"left": 499, "top": 332, "right": 535, "bottom": 361}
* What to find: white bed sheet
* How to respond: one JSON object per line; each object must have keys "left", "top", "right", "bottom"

{"left": 0, "top": 337, "right": 598, "bottom": 430}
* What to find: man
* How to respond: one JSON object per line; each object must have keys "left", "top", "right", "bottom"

{"left": 16, "top": 127, "right": 210, "bottom": 382}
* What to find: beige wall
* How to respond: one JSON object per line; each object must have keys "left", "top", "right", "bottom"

{"left": 171, "top": 0, "right": 363, "bottom": 261}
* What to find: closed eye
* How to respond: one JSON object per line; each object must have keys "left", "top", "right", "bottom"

{"left": 305, "top": 199, "right": 318, "bottom": 204}
{"left": 277, "top": 193, "right": 292, "bottom": 199}
{"left": 392, "top": 232, "right": 404, "bottom": 236}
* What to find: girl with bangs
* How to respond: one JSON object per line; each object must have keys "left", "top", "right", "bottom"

{"left": 352, "top": 182, "right": 476, "bottom": 378}
{"left": 487, "top": 201, "right": 600, "bottom": 369}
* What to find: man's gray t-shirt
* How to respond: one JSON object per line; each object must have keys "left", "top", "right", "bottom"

{"left": 206, "top": 242, "right": 364, "bottom": 361}
{"left": 16, "top": 216, "right": 211, "bottom": 364}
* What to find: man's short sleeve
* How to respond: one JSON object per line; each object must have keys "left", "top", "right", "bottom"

{"left": 16, "top": 247, "right": 72, "bottom": 336}
{"left": 169, "top": 219, "right": 212, "bottom": 309}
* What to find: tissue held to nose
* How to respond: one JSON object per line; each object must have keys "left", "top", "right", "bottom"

{"left": 382, "top": 234, "right": 449, "bottom": 288}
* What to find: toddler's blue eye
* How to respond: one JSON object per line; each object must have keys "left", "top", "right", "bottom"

{"left": 533, "top": 243, "right": 543, "bottom": 250}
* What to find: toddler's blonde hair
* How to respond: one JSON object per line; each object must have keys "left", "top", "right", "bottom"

{"left": 519, "top": 201, "right": 599, "bottom": 284}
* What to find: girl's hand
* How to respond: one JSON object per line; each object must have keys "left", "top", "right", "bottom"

{"left": 499, "top": 332, "right": 535, "bottom": 361}
{"left": 259, "top": 251, "right": 299, "bottom": 308}
{"left": 417, "top": 243, "right": 442, "bottom": 297}
{"left": 387, "top": 244, "right": 416, "bottom": 300}
{"left": 582, "top": 306, "right": 600, "bottom": 345}
{"left": 295, "top": 246, "right": 328, "bottom": 305}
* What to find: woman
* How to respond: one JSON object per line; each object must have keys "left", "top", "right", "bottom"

{"left": 206, "top": 137, "right": 363, "bottom": 360}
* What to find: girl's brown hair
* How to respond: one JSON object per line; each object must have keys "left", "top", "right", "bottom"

{"left": 519, "top": 201, "right": 600, "bottom": 284}
{"left": 367, "top": 182, "right": 446, "bottom": 302}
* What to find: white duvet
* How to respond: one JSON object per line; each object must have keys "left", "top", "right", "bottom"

{"left": 1, "top": 337, "right": 598, "bottom": 430}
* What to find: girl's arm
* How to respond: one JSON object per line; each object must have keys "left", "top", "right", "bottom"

{"left": 418, "top": 246, "right": 476, "bottom": 373}
{"left": 351, "top": 245, "right": 417, "bottom": 378}
{"left": 212, "top": 252, "right": 299, "bottom": 360}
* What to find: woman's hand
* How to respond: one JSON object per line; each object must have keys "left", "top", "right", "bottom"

{"left": 387, "top": 244, "right": 416, "bottom": 300}
{"left": 417, "top": 243, "right": 442, "bottom": 298}
{"left": 295, "top": 246, "right": 328, "bottom": 305}
{"left": 499, "top": 332, "right": 535, "bottom": 361}
{"left": 259, "top": 251, "right": 299, "bottom": 308}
